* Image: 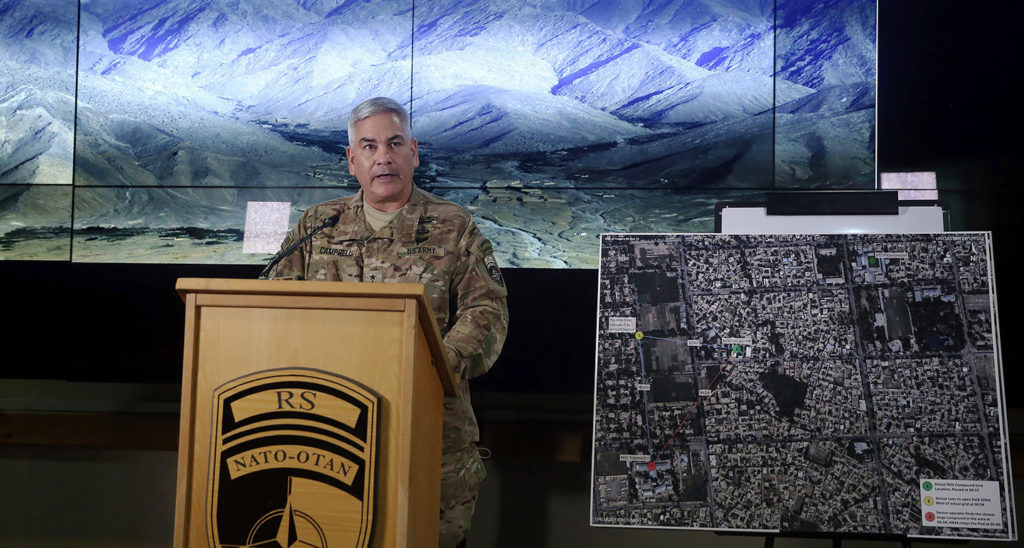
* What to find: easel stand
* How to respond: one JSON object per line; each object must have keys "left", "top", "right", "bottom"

{"left": 731, "top": 531, "right": 948, "bottom": 548}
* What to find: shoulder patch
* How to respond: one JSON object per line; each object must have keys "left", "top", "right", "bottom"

{"left": 483, "top": 255, "right": 504, "bottom": 287}
{"left": 478, "top": 240, "right": 493, "bottom": 256}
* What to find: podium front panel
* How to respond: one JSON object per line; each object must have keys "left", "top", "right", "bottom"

{"left": 174, "top": 286, "right": 445, "bottom": 548}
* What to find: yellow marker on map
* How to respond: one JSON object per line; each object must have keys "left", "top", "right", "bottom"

{"left": 635, "top": 331, "right": 644, "bottom": 340}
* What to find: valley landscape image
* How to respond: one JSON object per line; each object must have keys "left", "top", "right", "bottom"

{"left": 0, "top": 0, "right": 876, "bottom": 267}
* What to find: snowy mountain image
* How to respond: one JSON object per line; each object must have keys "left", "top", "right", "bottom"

{"left": 0, "top": 0, "right": 876, "bottom": 267}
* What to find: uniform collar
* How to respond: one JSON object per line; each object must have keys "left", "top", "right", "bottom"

{"left": 337, "top": 186, "right": 424, "bottom": 241}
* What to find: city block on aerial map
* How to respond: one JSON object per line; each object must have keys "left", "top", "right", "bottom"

{"left": 590, "top": 232, "right": 1015, "bottom": 540}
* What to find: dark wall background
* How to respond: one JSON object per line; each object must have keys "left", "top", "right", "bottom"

{"left": 873, "top": 1, "right": 1020, "bottom": 408}
{"left": 2, "top": 0, "right": 1020, "bottom": 406}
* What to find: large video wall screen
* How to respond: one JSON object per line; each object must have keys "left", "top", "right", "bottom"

{"left": 0, "top": 0, "right": 877, "bottom": 267}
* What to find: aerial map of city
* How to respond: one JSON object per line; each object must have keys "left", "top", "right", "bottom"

{"left": 590, "top": 232, "right": 1015, "bottom": 540}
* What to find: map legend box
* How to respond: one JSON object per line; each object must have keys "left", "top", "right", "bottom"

{"left": 920, "top": 480, "right": 1003, "bottom": 529}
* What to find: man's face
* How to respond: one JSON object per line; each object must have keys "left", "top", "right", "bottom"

{"left": 346, "top": 112, "right": 419, "bottom": 212}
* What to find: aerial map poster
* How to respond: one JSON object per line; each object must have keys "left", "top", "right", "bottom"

{"left": 590, "top": 232, "right": 1015, "bottom": 540}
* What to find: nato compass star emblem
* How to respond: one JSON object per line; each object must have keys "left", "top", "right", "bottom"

{"left": 236, "top": 478, "right": 327, "bottom": 548}
{"left": 208, "top": 368, "right": 381, "bottom": 548}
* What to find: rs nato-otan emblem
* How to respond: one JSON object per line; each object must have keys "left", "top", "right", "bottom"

{"left": 208, "top": 368, "right": 380, "bottom": 548}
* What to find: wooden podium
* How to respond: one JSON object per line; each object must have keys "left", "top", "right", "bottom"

{"left": 173, "top": 278, "right": 457, "bottom": 548}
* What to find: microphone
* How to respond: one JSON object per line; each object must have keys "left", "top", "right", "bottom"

{"left": 258, "top": 213, "right": 341, "bottom": 280}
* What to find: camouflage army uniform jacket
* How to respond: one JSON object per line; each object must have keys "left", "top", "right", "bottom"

{"left": 269, "top": 186, "right": 508, "bottom": 523}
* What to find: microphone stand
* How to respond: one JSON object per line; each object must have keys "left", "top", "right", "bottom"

{"left": 257, "top": 213, "right": 340, "bottom": 280}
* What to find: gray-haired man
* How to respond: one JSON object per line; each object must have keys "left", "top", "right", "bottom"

{"left": 270, "top": 97, "right": 509, "bottom": 546}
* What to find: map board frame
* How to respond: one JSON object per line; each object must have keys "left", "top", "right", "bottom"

{"left": 589, "top": 231, "right": 1014, "bottom": 541}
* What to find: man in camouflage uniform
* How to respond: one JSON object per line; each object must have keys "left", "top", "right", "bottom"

{"left": 269, "top": 97, "right": 508, "bottom": 547}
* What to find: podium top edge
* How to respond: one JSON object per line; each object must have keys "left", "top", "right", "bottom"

{"left": 175, "top": 277, "right": 430, "bottom": 301}
{"left": 175, "top": 277, "right": 458, "bottom": 397}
